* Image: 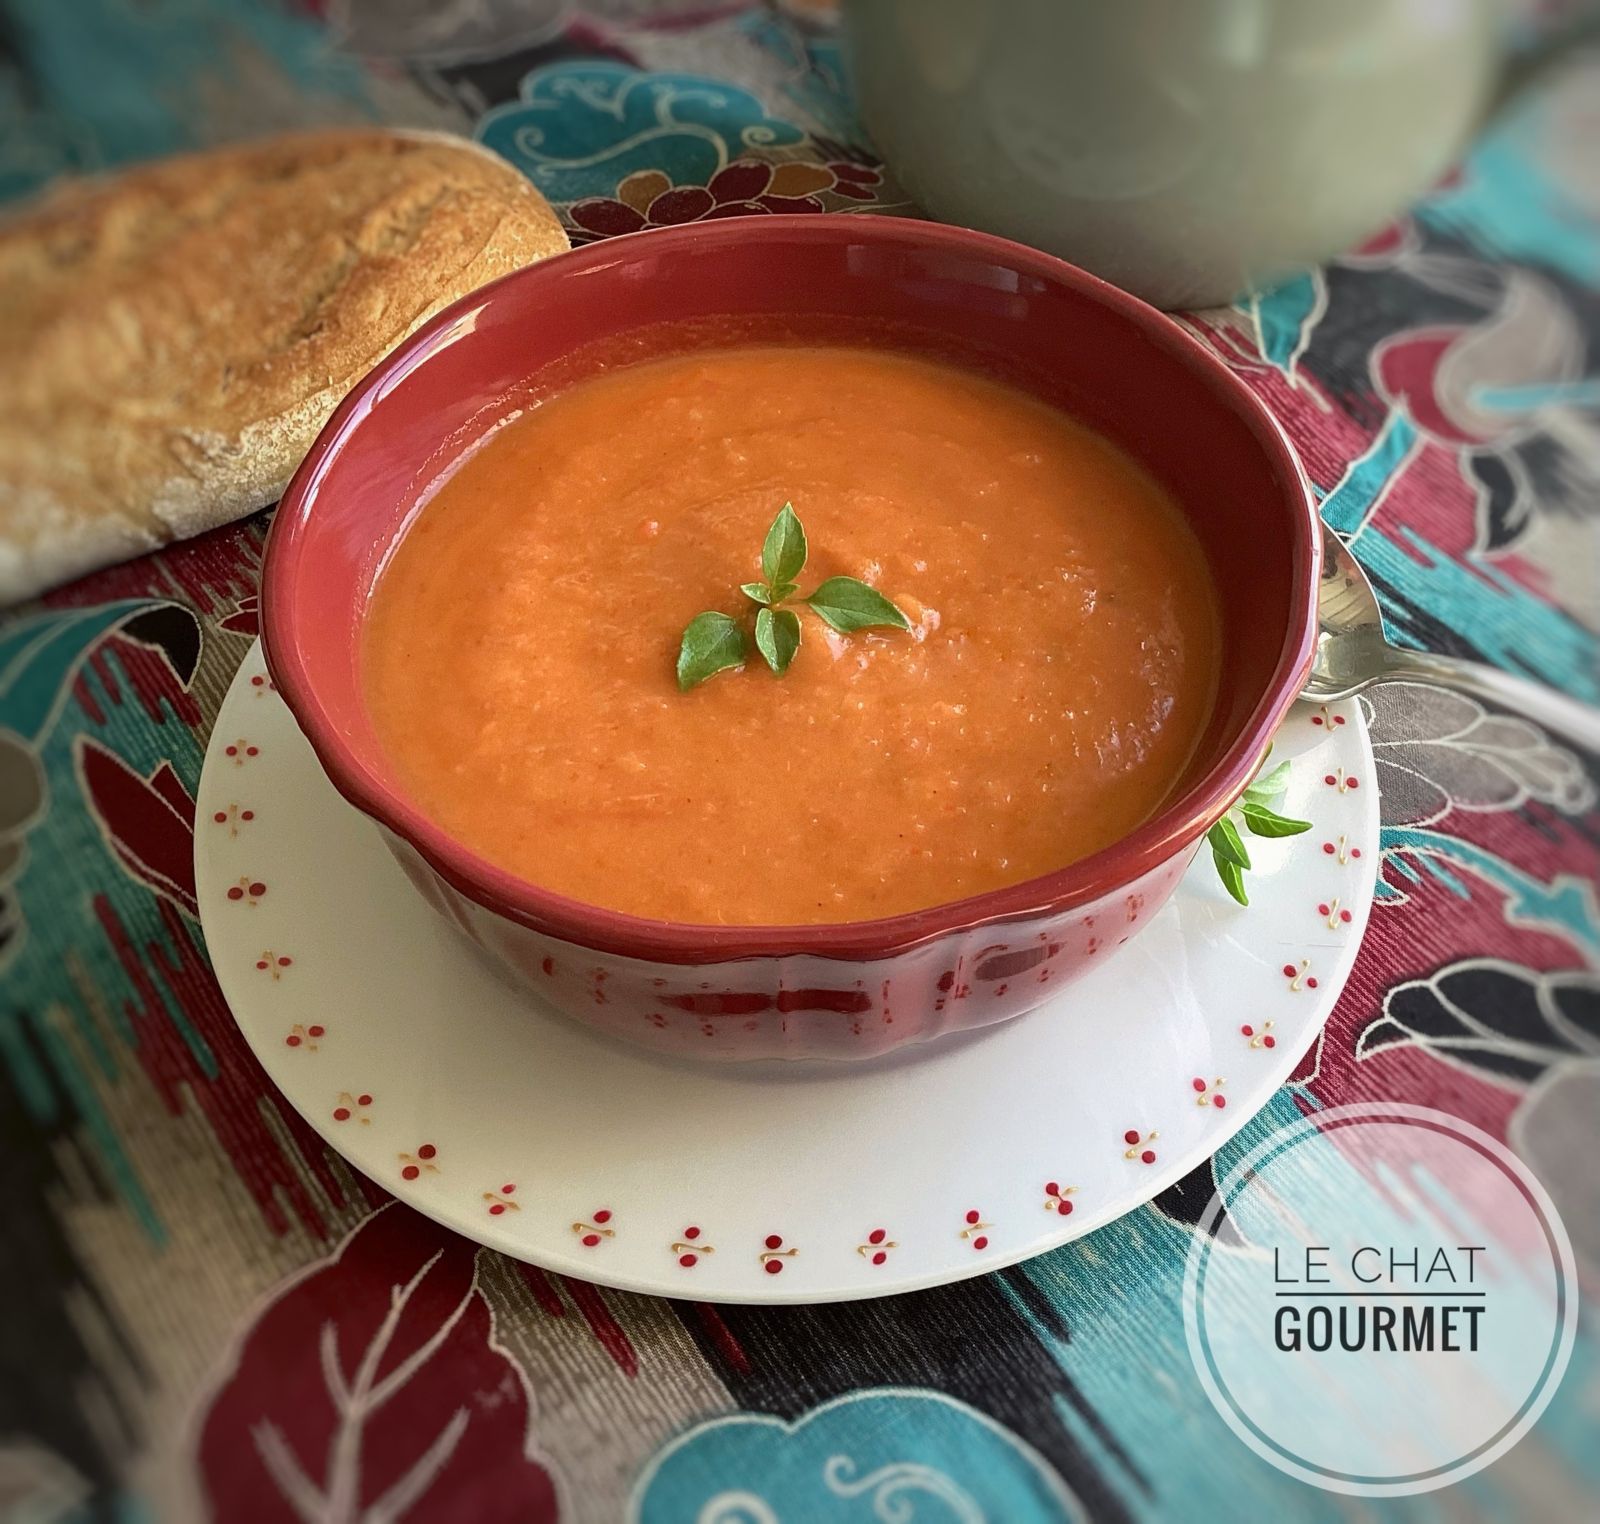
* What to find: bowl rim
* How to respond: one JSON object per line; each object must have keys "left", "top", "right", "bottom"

{"left": 262, "top": 213, "right": 1320, "bottom": 965}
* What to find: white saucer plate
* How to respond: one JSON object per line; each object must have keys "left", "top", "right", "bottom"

{"left": 197, "top": 643, "right": 1377, "bottom": 1303}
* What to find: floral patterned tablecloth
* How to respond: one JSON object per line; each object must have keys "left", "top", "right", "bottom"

{"left": 1, "top": 4, "right": 1597, "bottom": 1521}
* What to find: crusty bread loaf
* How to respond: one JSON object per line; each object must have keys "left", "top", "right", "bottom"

{"left": 0, "top": 129, "right": 569, "bottom": 604}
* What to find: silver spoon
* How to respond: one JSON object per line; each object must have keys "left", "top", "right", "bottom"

{"left": 1306, "top": 524, "right": 1600, "bottom": 753}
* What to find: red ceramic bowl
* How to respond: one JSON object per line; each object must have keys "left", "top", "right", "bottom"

{"left": 262, "top": 215, "right": 1319, "bottom": 1061}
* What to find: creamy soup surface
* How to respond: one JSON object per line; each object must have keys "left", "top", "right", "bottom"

{"left": 363, "top": 345, "right": 1222, "bottom": 924}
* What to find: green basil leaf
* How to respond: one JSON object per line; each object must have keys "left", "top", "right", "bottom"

{"left": 740, "top": 581, "right": 775, "bottom": 606}
{"left": 1242, "top": 760, "right": 1291, "bottom": 803}
{"left": 754, "top": 605, "right": 801, "bottom": 675}
{"left": 768, "top": 581, "right": 799, "bottom": 603}
{"left": 1214, "top": 852, "right": 1249, "bottom": 906}
{"left": 676, "top": 611, "right": 746, "bottom": 691}
{"left": 806, "top": 576, "right": 912, "bottom": 634}
{"left": 1208, "top": 816, "right": 1252, "bottom": 870}
{"left": 1241, "top": 802, "right": 1313, "bottom": 838}
{"left": 761, "top": 503, "right": 808, "bottom": 589}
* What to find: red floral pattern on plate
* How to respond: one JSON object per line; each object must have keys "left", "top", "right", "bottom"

{"left": 759, "top": 1233, "right": 796, "bottom": 1273}
{"left": 398, "top": 1145, "right": 439, "bottom": 1181}
{"left": 1283, "top": 959, "right": 1319, "bottom": 991}
{"left": 1192, "top": 1076, "right": 1227, "bottom": 1108}
{"left": 332, "top": 1092, "right": 372, "bottom": 1124}
{"left": 1319, "top": 896, "right": 1355, "bottom": 928}
{"left": 213, "top": 802, "right": 255, "bottom": 837}
{"left": 484, "top": 1184, "right": 518, "bottom": 1216}
{"left": 857, "top": 1227, "right": 896, "bottom": 1265}
{"left": 1123, "top": 1129, "right": 1159, "bottom": 1164}
{"left": 1043, "top": 1182, "right": 1077, "bottom": 1216}
{"left": 672, "top": 1225, "right": 712, "bottom": 1267}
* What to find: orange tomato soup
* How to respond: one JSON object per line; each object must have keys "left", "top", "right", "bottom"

{"left": 363, "top": 345, "right": 1221, "bottom": 924}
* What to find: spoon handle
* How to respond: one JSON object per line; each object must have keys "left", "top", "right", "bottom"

{"left": 1377, "top": 646, "right": 1600, "bottom": 754}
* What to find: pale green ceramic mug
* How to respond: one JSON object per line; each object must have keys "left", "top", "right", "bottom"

{"left": 845, "top": 0, "right": 1499, "bottom": 308}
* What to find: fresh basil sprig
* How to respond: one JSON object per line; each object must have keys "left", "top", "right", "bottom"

{"left": 1208, "top": 752, "right": 1311, "bottom": 905}
{"left": 677, "top": 503, "right": 911, "bottom": 690}
{"left": 675, "top": 611, "right": 747, "bottom": 691}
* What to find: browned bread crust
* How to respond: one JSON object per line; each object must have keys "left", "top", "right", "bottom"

{"left": 0, "top": 128, "right": 569, "bottom": 603}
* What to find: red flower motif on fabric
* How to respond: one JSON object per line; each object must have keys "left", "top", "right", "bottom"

{"left": 570, "top": 157, "right": 883, "bottom": 241}
{"left": 195, "top": 1204, "right": 559, "bottom": 1523}
{"left": 76, "top": 736, "right": 197, "bottom": 915}
{"left": 218, "top": 594, "right": 261, "bottom": 637}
